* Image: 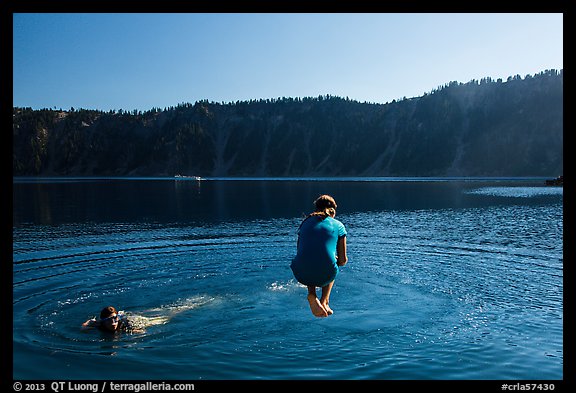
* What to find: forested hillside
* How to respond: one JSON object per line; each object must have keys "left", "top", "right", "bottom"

{"left": 13, "top": 69, "right": 563, "bottom": 177}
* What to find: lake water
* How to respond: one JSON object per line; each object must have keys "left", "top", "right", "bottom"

{"left": 12, "top": 178, "right": 563, "bottom": 380}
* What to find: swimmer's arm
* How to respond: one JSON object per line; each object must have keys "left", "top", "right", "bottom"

{"left": 81, "top": 318, "right": 100, "bottom": 330}
{"left": 336, "top": 236, "right": 348, "bottom": 267}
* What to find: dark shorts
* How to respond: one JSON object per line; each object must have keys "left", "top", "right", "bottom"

{"left": 290, "top": 261, "right": 338, "bottom": 287}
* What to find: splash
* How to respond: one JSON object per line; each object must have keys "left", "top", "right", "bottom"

{"left": 121, "top": 295, "right": 219, "bottom": 332}
{"left": 144, "top": 295, "right": 219, "bottom": 315}
{"left": 267, "top": 280, "right": 302, "bottom": 292}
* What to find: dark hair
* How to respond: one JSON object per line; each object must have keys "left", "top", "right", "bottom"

{"left": 100, "top": 306, "right": 117, "bottom": 319}
{"left": 307, "top": 195, "right": 337, "bottom": 220}
{"left": 314, "top": 194, "right": 337, "bottom": 211}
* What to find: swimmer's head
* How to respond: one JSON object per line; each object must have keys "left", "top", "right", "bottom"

{"left": 100, "top": 306, "right": 117, "bottom": 319}
{"left": 99, "top": 306, "right": 120, "bottom": 332}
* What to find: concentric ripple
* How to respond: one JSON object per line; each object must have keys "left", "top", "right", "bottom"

{"left": 13, "top": 180, "right": 563, "bottom": 380}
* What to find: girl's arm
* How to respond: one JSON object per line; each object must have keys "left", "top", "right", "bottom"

{"left": 81, "top": 318, "right": 99, "bottom": 330}
{"left": 336, "top": 236, "right": 348, "bottom": 267}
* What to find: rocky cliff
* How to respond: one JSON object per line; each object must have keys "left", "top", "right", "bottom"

{"left": 13, "top": 70, "right": 563, "bottom": 177}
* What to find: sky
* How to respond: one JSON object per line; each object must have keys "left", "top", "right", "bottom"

{"left": 13, "top": 13, "right": 563, "bottom": 112}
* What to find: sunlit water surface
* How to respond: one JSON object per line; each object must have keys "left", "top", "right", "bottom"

{"left": 13, "top": 178, "right": 563, "bottom": 379}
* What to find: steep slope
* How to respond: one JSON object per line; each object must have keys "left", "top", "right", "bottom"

{"left": 13, "top": 70, "right": 563, "bottom": 177}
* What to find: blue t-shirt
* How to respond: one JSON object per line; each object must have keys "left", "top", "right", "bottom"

{"left": 290, "top": 215, "right": 347, "bottom": 287}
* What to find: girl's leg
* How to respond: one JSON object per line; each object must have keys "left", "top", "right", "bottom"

{"left": 320, "top": 281, "right": 335, "bottom": 315}
{"left": 307, "top": 285, "right": 328, "bottom": 317}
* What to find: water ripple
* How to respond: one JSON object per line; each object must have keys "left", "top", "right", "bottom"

{"left": 13, "top": 194, "right": 562, "bottom": 379}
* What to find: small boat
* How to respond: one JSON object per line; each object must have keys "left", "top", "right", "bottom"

{"left": 545, "top": 175, "right": 563, "bottom": 186}
{"left": 174, "top": 174, "right": 204, "bottom": 181}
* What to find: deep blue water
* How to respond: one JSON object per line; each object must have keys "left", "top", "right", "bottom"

{"left": 12, "top": 178, "right": 563, "bottom": 380}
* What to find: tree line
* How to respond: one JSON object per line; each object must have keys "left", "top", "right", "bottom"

{"left": 13, "top": 69, "right": 563, "bottom": 177}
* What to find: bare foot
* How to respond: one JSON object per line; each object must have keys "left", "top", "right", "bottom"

{"left": 307, "top": 294, "right": 328, "bottom": 317}
{"left": 322, "top": 302, "right": 333, "bottom": 315}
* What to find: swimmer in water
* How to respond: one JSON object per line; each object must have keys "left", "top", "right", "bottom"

{"left": 290, "top": 195, "right": 348, "bottom": 317}
{"left": 82, "top": 306, "right": 145, "bottom": 333}
{"left": 82, "top": 297, "right": 215, "bottom": 333}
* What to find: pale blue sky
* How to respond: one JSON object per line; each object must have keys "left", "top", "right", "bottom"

{"left": 13, "top": 13, "right": 563, "bottom": 111}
